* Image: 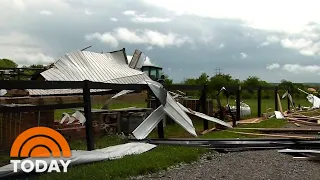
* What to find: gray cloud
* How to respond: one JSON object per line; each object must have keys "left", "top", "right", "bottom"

{"left": 1, "top": 0, "right": 320, "bottom": 83}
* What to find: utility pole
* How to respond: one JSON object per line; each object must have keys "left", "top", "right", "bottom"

{"left": 215, "top": 67, "right": 222, "bottom": 75}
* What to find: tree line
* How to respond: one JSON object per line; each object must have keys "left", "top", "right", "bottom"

{"left": 0, "top": 59, "right": 45, "bottom": 80}
{"left": 170, "top": 73, "right": 315, "bottom": 99}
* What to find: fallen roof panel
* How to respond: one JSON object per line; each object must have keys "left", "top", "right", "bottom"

{"left": 27, "top": 49, "right": 151, "bottom": 96}
{"left": 0, "top": 142, "right": 156, "bottom": 178}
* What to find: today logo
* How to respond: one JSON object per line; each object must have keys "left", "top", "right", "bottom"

{"left": 10, "top": 127, "right": 72, "bottom": 173}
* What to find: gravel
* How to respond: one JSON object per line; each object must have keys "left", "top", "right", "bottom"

{"left": 130, "top": 150, "right": 320, "bottom": 180}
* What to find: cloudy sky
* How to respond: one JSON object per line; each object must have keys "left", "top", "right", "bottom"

{"left": 1, "top": 0, "right": 320, "bottom": 83}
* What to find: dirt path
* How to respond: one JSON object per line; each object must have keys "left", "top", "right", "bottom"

{"left": 131, "top": 150, "right": 320, "bottom": 180}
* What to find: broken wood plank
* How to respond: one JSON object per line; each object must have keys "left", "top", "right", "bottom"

{"left": 277, "top": 93, "right": 283, "bottom": 113}
{"left": 226, "top": 130, "right": 317, "bottom": 139}
{"left": 294, "top": 123, "right": 301, "bottom": 127}
{"left": 200, "top": 127, "right": 216, "bottom": 135}
{"left": 287, "top": 118, "right": 320, "bottom": 126}
{"left": 288, "top": 114, "right": 320, "bottom": 120}
{"left": 234, "top": 127, "right": 320, "bottom": 133}
{"left": 236, "top": 117, "right": 265, "bottom": 124}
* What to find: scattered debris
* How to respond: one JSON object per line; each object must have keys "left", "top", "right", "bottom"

{"left": 274, "top": 111, "right": 285, "bottom": 119}
{"left": 235, "top": 117, "right": 265, "bottom": 124}
{"left": 298, "top": 88, "right": 320, "bottom": 109}
{"left": 177, "top": 102, "right": 233, "bottom": 128}
{"left": 294, "top": 123, "right": 301, "bottom": 127}
{"left": 228, "top": 101, "right": 251, "bottom": 117}
{"left": 225, "top": 130, "right": 317, "bottom": 139}
{"left": 200, "top": 127, "right": 216, "bottom": 135}
{"left": 132, "top": 80, "right": 232, "bottom": 140}
{"left": 234, "top": 128, "right": 320, "bottom": 134}
{"left": 0, "top": 89, "right": 7, "bottom": 96}
{"left": 60, "top": 111, "right": 86, "bottom": 125}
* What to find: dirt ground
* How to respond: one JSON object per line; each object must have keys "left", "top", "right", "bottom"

{"left": 132, "top": 150, "right": 320, "bottom": 180}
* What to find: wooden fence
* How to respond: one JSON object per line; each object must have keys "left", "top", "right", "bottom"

{"left": 0, "top": 80, "right": 289, "bottom": 150}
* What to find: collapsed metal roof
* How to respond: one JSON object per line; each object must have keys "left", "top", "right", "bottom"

{"left": 27, "top": 48, "right": 151, "bottom": 96}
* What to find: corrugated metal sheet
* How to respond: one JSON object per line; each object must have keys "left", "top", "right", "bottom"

{"left": 28, "top": 49, "right": 151, "bottom": 96}
{"left": 28, "top": 89, "right": 108, "bottom": 96}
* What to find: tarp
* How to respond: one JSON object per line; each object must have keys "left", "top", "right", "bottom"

{"left": 307, "top": 94, "right": 320, "bottom": 109}
{"left": 229, "top": 102, "right": 251, "bottom": 117}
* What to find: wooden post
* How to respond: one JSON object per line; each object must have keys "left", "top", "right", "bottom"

{"left": 274, "top": 86, "right": 279, "bottom": 111}
{"left": 17, "top": 69, "right": 21, "bottom": 80}
{"left": 287, "top": 88, "right": 291, "bottom": 111}
{"left": 257, "top": 86, "right": 262, "bottom": 117}
{"left": 83, "top": 80, "right": 94, "bottom": 151}
{"left": 156, "top": 97, "right": 164, "bottom": 138}
{"left": 202, "top": 85, "right": 208, "bottom": 131}
{"left": 157, "top": 79, "right": 165, "bottom": 139}
{"left": 235, "top": 85, "right": 241, "bottom": 127}
{"left": 216, "top": 94, "right": 225, "bottom": 121}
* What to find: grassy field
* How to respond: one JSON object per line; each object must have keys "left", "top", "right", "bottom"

{"left": 27, "top": 96, "right": 304, "bottom": 180}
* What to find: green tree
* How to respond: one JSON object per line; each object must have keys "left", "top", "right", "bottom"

{"left": 163, "top": 74, "right": 173, "bottom": 86}
{"left": 207, "top": 74, "right": 239, "bottom": 97}
{"left": 182, "top": 78, "right": 197, "bottom": 85}
{"left": 0, "top": 59, "right": 17, "bottom": 68}
{"left": 196, "top": 73, "right": 209, "bottom": 85}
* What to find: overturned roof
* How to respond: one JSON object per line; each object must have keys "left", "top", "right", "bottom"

{"left": 28, "top": 48, "right": 151, "bottom": 96}
{"left": 127, "top": 52, "right": 162, "bottom": 69}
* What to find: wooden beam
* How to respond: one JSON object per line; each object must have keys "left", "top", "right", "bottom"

{"left": 200, "top": 127, "right": 216, "bottom": 135}
{"left": 226, "top": 130, "right": 317, "bottom": 139}
{"left": 234, "top": 127, "right": 320, "bottom": 133}
{"left": 277, "top": 93, "right": 283, "bottom": 113}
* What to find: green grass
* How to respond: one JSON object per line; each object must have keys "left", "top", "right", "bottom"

{"left": 32, "top": 117, "right": 288, "bottom": 180}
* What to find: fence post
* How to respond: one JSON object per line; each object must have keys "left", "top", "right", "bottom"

{"left": 274, "top": 86, "right": 279, "bottom": 111}
{"left": 83, "top": 80, "right": 94, "bottom": 151}
{"left": 17, "top": 69, "right": 21, "bottom": 80}
{"left": 235, "top": 85, "right": 241, "bottom": 127}
{"left": 287, "top": 88, "right": 291, "bottom": 111}
{"left": 257, "top": 86, "right": 262, "bottom": 117}
{"left": 202, "top": 85, "right": 208, "bottom": 131}
{"left": 216, "top": 94, "right": 225, "bottom": 122}
{"left": 157, "top": 79, "right": 165, "bottom": 139}
{"left": 157, "top": 97, "right": 164, "bottom": 138}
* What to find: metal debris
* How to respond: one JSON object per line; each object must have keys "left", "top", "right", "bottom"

{"left": 60, "top": 111, "right": 86, "bottom": 125}
{"left": 0, "top": 142, "right": 156, "bottom": 178}
{"left": 27, "top": 48, "right": 151, "bottom": 96}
